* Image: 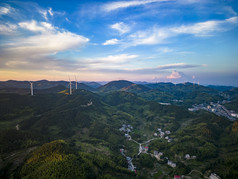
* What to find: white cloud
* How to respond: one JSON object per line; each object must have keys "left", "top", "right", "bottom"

{"left": 39, "top": 9, "right": 48, "bottom": 20}
{"left": 98, "top": 54, "right": 138, "bottom": 63}
{"left": 48, "top": 7, "right": 53, "bottom": 16}
{"left": 81, "top": 54, "right": 138, "bottom": 70}
{"left": 103, "top": 38, "right": 120, "bottom": 45}
{"left": 0, "top": 6, "right": 11, "bottom": 15}
{"left": 111, "top": 22, "right": 130, "bottom": 34}
{"left": 0, "top": 23, "right": 17, "bottom": 34}
{"left": 124, "top": 16, "right": 238, "bottom": 46}
{"left": 18, "top": 20, "right": 54, "bottom": 33}
{"left": 9, "top": 31, "right": 89, "bottom": 56}
{"left": 127, "top": 27, "right": 169, "bottom": 46}
{"left": 1, "top": 20, "right": 89, "bottom": 69}
{"left": 171, "top": 16, "right": 238, "bottom": 36}
{"left": 167, "top": 71, "right": 181, "bottom": 79}
{"left": 103, "top": 0, "right": 168, "bottom": 12}
{"left": 85, "top": 54, "right": 138, "bottom": 65}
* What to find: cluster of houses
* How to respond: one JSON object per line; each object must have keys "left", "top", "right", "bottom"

{"left": 153, "top": 150, "right": 176, "bottom": 168}
{"left": 154, "top": 128, "right": 173, "bottom": 142}
{"left": 153, "top": 151, "right": 163, "bottom": 160}
{"left": 127, "top": 156, "right": 136, "bottom": 173}
{"left": 184, "top": 154, "right": 196, "bottom": 160}
{"left": 167, "top": 159, "right": 176, "bottom": 168}
{"left": 118, "top": 124, "right": 217, "bottom": 178}
{"left": 119, "top": 124, "right": 133, "bottom": 134}
{"left": 173, "top": 172, "right": 221, "bottom": 179}
{"left": 188, "top": 102, "right": 237, "bottom": 121}
{"left": 119, "top": 148, "right": 136, "bottom": 173}
{"left": 119, "top": 124, "right": 134, "bottom": 139}
{"left": 119, "top": 124, "right": 137, "bottom": 173}
{"left": 209, "top": 173, "right": 221, "bottom": 179}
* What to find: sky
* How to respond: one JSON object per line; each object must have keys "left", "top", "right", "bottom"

{"left": 0, "top": 0, "right": 238, "bottom": 85}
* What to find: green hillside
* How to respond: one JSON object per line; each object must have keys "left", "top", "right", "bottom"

{"left": 0, "top": 87, "right": 237, "bottom": 178}
{"left": 98, "top": 80, "right": 133, "bottom": 93}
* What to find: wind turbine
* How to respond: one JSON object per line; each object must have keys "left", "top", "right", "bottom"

{"left": 192, "top": 75, "right": 195, "bottom": 87}
{"left": 29, "top": 81, "right": 34, "bottom": 96}
{"left": 68, "top": 77, "right": 72, "bottom": 95}
{"left": 75, "top": 75, "right": 77, "bottom": 90}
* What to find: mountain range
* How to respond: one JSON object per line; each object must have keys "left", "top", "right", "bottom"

{"left": 0, "top": 80, "right": 238, "bottom": 178}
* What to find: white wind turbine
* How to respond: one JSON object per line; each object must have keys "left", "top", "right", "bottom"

{"left": 29, "top": 81, "right": 34, "bottom": 96}
{"left": 68, "top": 77, "right": 72, "bottom": 95}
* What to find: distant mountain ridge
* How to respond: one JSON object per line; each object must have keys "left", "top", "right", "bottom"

{"left": 97, "top": 80, "right": 134, "bottom": 92}
{"left": 1, "top": 80, "right": 237, "bottom": 106}
{"left": 0, "top": 80, "right": 97, "bottom": 91}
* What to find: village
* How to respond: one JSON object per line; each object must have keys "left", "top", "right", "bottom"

{"left": 119, "top": 124, "right": 221, "bottom": 179}
{"left": 188, "top": 102, "right": 238, "bottom": 121}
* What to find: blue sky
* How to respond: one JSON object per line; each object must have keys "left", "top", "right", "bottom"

{"left": 0, "top": 0, "right": 238, "bottom": 85}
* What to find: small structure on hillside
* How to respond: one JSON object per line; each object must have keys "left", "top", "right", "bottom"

{"left": 168, "top": 160, "right": 176, "bottom": 168}
{"left": 209, "top": 173, "right": 221, "bottom": 179}
{"left": 168, "top": 139, "right": 173, "bottom": 142}
{"left": 165, "top": 130, "right": 171, "bottom": 135}
{"left": 16, "top": 124, "right": 20, "bottom": 131}
{"left": 185, "top": 154, "right": 190, "bottom": 159}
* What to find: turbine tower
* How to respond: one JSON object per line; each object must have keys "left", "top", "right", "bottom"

{"left": 29, "top": 81, "right": 34, "bottom": 96}
{"left": 69, "top": 77, "right": 72, "bottom": 95}
{"left": 75, "top": 75, "right": 77, "bottom": 90}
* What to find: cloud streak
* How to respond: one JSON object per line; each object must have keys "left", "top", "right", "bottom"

{"left": 81, "top": 62, "right": 205, "bottom": 75}
{"left": 103, "top": 0, "right": 168, "bottom": 12}
{"left": 103, "top": 38, "right": 120, "bottom": 45}
{"left": 121, "top": 16, "right": 238, "bottom": 47}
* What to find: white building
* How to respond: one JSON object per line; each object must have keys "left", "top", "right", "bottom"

{"left": 168, "top": 160, "right": 176, "bottom": 168}
{"left": 160, "top": 132, "right": 165, "bottom": 137}
{"left": 231, "top": 113, "right": 238, "bottom": 118}
{"left": 165, "top": 130, "right": 171, "bottom": 135}
{"left": 184, "top": 154, "right": 190, "bottom": 159}
{"left": 158, "top": 152, "right": 163, "bottom": 156}
{"left": 209, "top": 173, "right": 221, "bottom": 179}
{"left": 168, "top": 139, "right": 173, "bottom": 142}
{"left": 16, "top": 124, "right": 20, "bottom": 131}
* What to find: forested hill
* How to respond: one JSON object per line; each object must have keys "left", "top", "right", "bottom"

{"left": 0, "top": 80, "right": 96, "bottom": 91}
{"left": 0, "top": 82, "right": 238, "bottom": 178}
